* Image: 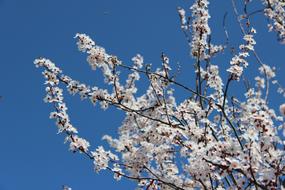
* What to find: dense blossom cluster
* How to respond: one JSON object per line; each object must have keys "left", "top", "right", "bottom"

{"left": 189, "top": 0, "right": 223, "bottom": 60}
{"left": 262, "top": 0, "right": 285, "bottom": 43}
{"left": 35, "top": 1, "right": 285, "bottom": 190}
{"left": 190, "top": 0, "right": 211, "bottom": 59}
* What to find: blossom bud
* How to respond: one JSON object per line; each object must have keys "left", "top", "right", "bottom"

{"left": 280, "top": 103, "right": 285, "bottom": 116}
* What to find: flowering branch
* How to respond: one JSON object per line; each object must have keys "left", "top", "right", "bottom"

{"left": 35, "top": 1, "right": 285, "bottom": 189}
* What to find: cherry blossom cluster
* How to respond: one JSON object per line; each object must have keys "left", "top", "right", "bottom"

{"left": 256, "top": 62, "right": 285, "bottom": 99}
{"left": 262, "top": 0, "right": 285, "bottom": 43}
{"left": 34, "top": 58, "right": 92, "bottom": 153}
{"left": 34, "top": 57, "right": 128, "bottom": 177}
{"left": 35, "top": 1, "right": 285, "bottom": 190}
{"left": 227, "top": 28, "right": 256, "bottom": 80}
{"left": 177, "top": 7, "right": 188, "bottom": 30}
{"left": 200, "top": 64, "right": 224, "bottom": 104}
{"left": 189, "top": 0, "right": 223, "bottom": 60}
{"left": 190, "top": 0, "right": 211, "bottom": 59}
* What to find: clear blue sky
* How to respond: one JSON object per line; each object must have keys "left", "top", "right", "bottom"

{"left": 0, "top": 0, "right": 285, "bottom": 190}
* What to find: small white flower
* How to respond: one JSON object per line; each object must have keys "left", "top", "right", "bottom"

{"left": 280, "top": 103, "right": 285, "bottom": 116}
{"left": 74, "top": 33, "right": 95, "bottom": 52}
{"left": 177, "top": 7, "right": 187, "bottom": 28}
{"left": 63, "top": 185, "right": 72, "bottom": 190}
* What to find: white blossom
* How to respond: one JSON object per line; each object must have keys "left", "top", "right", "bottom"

{"left": 74, "top": 33, "right": 95, "bottom": 52}
{"left": 280, "top": 103, "right": 285, "bottom": 116}
{"left": 177, "top": 7, "right": 187, "bottom": 29}
{"left": 63, "top": 185, "right": 72, "bottom": 190}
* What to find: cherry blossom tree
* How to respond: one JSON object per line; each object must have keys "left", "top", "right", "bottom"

{"left": 35, "top": 0, "right": 285, "bottom": 189}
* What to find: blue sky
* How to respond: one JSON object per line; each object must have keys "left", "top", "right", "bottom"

{"left": 0, "top": 0, "right": 285, "bottom": 190}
